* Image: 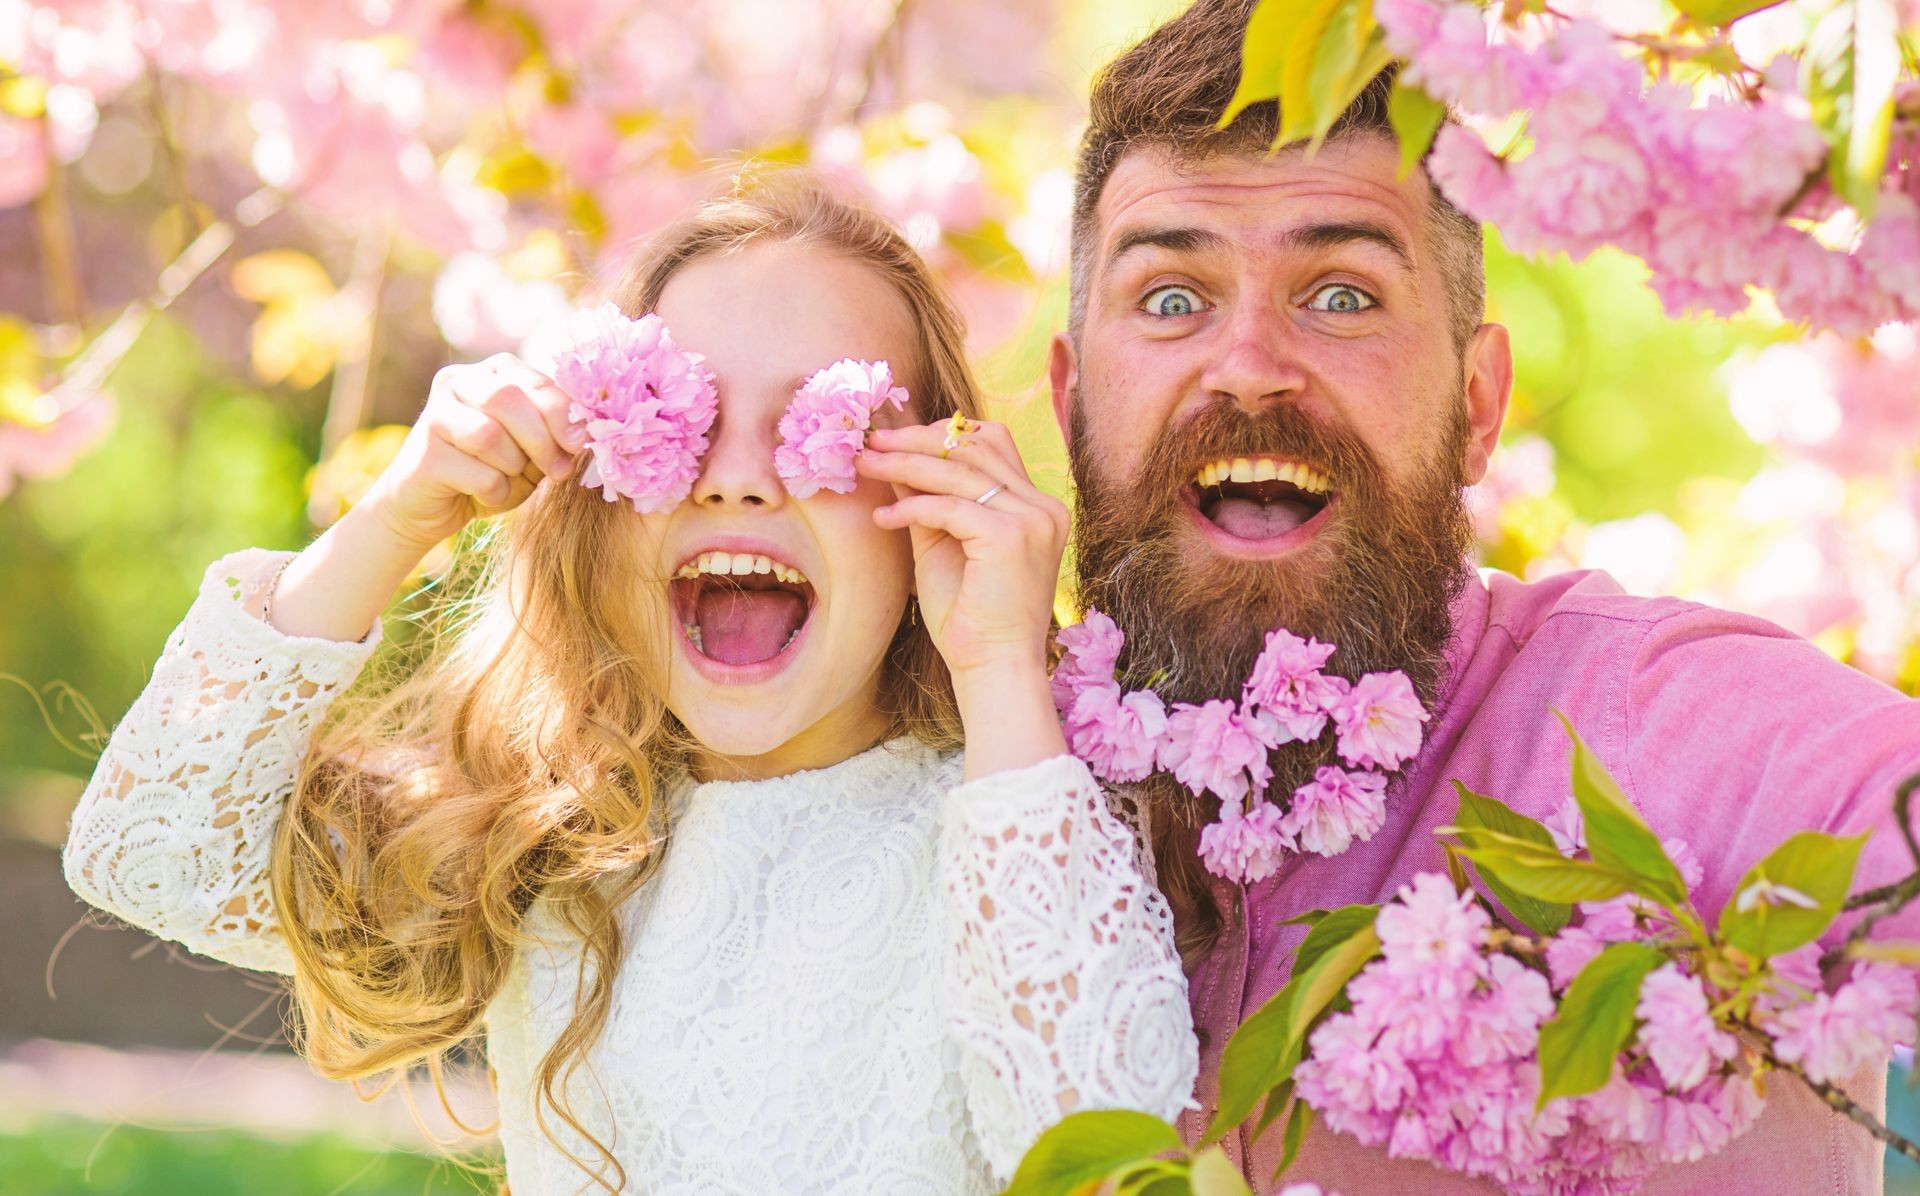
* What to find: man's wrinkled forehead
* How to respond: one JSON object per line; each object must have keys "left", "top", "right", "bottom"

{"left": 1092, "top": 138, "right": 1432, "bottom": 278}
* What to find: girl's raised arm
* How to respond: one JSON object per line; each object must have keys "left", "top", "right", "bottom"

{"left": 62, "top": 354, "right": 583, "bottom": 973}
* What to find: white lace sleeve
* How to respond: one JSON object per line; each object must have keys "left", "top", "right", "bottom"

{"left": 939, "top": 752, "right": 1200, "bottom": 1181}
{"left": 61, "top": 547, "right": 383, "bottom": 976}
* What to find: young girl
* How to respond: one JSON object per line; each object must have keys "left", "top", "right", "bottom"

{"left": 60, "top": 180, "right": 1197, "bottom": 1194}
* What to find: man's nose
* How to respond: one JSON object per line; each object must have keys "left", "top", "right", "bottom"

{"left": 689, "top": 415, "right": 785, "bottom": 510}
{"left": 1199, "top": 297, "right": 1308, "bottom": 414}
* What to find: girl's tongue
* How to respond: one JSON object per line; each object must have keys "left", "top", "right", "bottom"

{"left": 695, "top": 587, "right": 808, "bottom": 665}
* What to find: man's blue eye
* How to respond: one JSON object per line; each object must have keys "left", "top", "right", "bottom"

{"left": 1145, "top": 286, "right": 1201, "bottom": 317}
{"left": 1308, "top": 284, "right": 1375, "bottom": 313}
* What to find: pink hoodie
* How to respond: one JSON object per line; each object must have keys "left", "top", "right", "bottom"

{"left": 1176, "top": 566, "right": 1920, "bottom": 1194}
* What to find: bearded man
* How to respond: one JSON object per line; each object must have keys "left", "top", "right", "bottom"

{"left": 1050, "top": 1, "right": 1920, "bottom": 1190}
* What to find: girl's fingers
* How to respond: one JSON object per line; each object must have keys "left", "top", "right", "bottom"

{"left": 455, "top": 363, "right": 576, "bottom": 477}
{"left": 432, "top": 397, "right": 532, "bottom": 480}
{"left": 875, "top": 490, "right": 1065, "bottom": 556}
{"left": 867, "top": 418, "right": 1032, "bottom": 484}
{"left": 425, "top": 436, "right": 516, "bottom": 510}
{"left": 856, "top": 447, "right": 1029, "bottom": 505}
{"left": 485, "top": 353, "right": 587, "bottom": 459}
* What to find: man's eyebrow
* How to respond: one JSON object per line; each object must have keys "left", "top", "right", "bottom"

{"left": 1104, "top": 225, "right": 1230, "bottom": 272}
{"left": 1280, "top": 221, "right": 1416, "bottom": 275}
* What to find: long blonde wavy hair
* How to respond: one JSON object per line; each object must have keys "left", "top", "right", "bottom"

{"left": 268, "top": 176, "right": 983, "bottom": 1193}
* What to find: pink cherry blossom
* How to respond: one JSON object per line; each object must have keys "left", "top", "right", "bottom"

{"left": 0, "top": 391, "right": 117, "bottom": 500}
{"left": 1278, "top": 766, "right": 1389, "bottom": 858}
{"left": 1159, "top": 699, "right": 1277, "bottom": 808}
{"left": 1242, "top": 627, "right": 1343, "bottom": 743}
{"left": 1328, "top": 671, "right": 1429, "bottom": 771}
{"left": 1063, "top": 682, "right": 1168, "bottom": 785}
{"left": 1635, "top": 965, "right": 1738, "bottom": 1091}
{"left": 1197, "top": 800, "right": 1295, "bottom": 885}
{"left": 1051, "top": 609, "right": 1125, "bottom": 711}
{"left": 1767, "top": 963, "right": 1920, "bottom": 1084}
{"left": 555, "top": 303, "right": 719, "bottom": 515}
{"left": 773, "top": 358, "right": 910, "bottom": 499}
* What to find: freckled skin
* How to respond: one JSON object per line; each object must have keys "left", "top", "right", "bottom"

{"left": 1051, "top": 136, "right": 1513, "bottom": 559}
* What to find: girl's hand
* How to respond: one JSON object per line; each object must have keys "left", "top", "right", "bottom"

{"left": 858, "top": 418, "right": 1068, "bottom": 683}
{"left": 358, "top": 353, "right": 585, "bottom": 554}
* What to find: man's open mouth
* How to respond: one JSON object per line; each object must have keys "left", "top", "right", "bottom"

{"left": 669, "top": 551, "right": 817, "bottom": 667}
{"left": 1188, "top": 455, "right": 1335, "bottom": 541}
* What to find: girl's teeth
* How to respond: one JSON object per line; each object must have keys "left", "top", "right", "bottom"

{"left": 677, "top": 552, "right": 810, "bottom": 585}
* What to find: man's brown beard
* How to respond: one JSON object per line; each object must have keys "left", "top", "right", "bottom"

{"left": 1069, "top": 394, "right": 1475, "bottom": 825}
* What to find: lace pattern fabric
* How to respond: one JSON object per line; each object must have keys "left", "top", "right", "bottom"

{"left": 62, "top": 549, "right": 1199, "bottom": 1193}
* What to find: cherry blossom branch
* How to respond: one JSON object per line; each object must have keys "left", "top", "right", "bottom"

{"left": 43, "top": 185, "right": 289, "bottom": 420}
{"left": 31, "top": 117, "right": 84, "bottom": 331}
{"left": 1764, "top": 1049, "right": 1920, "bottom": 1164}
{"left": 1825, "top": 773, "right": 1920, "bottom": 970}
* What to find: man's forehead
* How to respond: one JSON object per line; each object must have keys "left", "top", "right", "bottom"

{"left": 1096, "top": 139, "right": 1429, "bottom": 257}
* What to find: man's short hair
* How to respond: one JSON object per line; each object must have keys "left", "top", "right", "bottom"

{"left": 1070, "top": 0, "right": 1486, "bottom": 352}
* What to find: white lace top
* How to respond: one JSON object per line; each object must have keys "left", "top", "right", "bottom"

{"left": 62, "top": 547, "right": 1199, "bottom": 1195}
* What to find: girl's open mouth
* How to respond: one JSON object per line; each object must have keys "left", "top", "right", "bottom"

{"left": 670, "top": 550, "right": 818, "bottom": 675}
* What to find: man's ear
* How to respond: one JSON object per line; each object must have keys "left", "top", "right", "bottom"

{"left": 1460, "top": 322, "right": 1513, "bottom": 487}
{"left": 1048, "top": 332, "right": 1078, "bottom": 442}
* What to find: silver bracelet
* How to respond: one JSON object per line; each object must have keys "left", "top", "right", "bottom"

{"left": 261, "top": 557, "right": 294, "bottom": 625}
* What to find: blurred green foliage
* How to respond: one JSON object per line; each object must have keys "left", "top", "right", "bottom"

{"left": 0, "top": 1119, "right": 498, "bottom": 1196}
{"left": 0, "top": 312, "right": 311, "bottom": 779}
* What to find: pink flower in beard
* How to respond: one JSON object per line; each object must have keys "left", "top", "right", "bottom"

{"left": 1050, "top": 609, "right": 1124, "bottom": 711}
{"left": 1159, "top": 699, "right": 1276, "bottom": 806}
{"left": 1279, "top": 766, "right": 1390, "bottom": 858}
{"left": 1063, "top": 681, "right": 1167, "bottom": 784}
{"left": 1197, "top": 799, "right": 1295, "bottom": 884}
{"left": 1329, "top": 670, "right": 1429, "bottom": 771}
{"left": 1242, "top": 627, "right": 1343, "bottom": 743}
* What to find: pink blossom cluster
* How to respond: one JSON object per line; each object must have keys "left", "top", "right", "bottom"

{"left": 554, "top": 303, "right": 718, "bottom": 515}
{"left": 1294, "top": 874, "right": 1765, "bottom": 1194}
{"left": 773, "top": 358, "right": 910, "bottom": 499}
{"left": 1763, "top": 962, "right": 1920, "bottom": 1085}
{"left": 1052, "top": 616, "right": 1430, "bottom": 883}
{"left": 1378, "top": 0, "right": 1920, "bottom": 334}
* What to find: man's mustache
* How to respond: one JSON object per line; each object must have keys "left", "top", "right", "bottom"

{"left": 1120, "top": 401, "right": 1385, "bottom": 512}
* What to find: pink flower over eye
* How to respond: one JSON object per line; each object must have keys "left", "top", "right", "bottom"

{"left": 775, "top": 358, "right": 911, "bottom": 498}
{"left": 554, "top": 303, "right": 718, "bottom": 515}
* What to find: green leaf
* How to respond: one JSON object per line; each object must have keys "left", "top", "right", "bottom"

{"left": 1670, "top": 0, "right": 1788, "bottom": 24}
{"left": 1114, "top": 1158, "right": 1190, "bottom": 1196}
{"left": 1717, "top": 830, "right": 1871, "bottom": 958}
{"left": 1804, "top": 2, "right": 1900, "bottom": 220}
{"left": 1445, "top": 826, "right": 1632, "bottom": 904}
{"left": 1536, "top": 941, "right": 1666, "bottom": 1109}
{"left": 1003, "top": 1110, "right": 1184, "bottom": 1196}
{"left": 1299, "top": 3, "right": 1389, "bottom": 153}
{"left": 1291, "top": 903, "right": 1381, "bottom": 976}
{"left": 1557, "top": 711, "right": 1690, "bottom": 911}
{"left": 1191, "top": 1146, "right": 1254, "bottom": 1196}
{"left": 1275, "top": 0, "right": 1351, "bottom": 146}
{"left": 1274, "top": 1095, "right": 1314, "bottom": 1183}
{"left": 1452, "top": 781, "right": 1573, "bottom": 933}
{"left": 1206, "top": 905, "right": 1381, "bottom": 1142}
{"left": 1279, "top": 908, "right": 1331, "bottom": 929}
{"left": 1249, "top": 1079, "right": 1294, "bottom": 1147}
{"left": 1220, "top": 0, "right": 1315, "bottom": 127}
{"left": 1387, "top": 78, "right": 1448, "bottom": 180}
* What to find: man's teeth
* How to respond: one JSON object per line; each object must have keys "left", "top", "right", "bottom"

{"left": 1193, "top": 456, "right": 1331, "bottom": 494}
{"left": 674, "top": 551, "right": 808, "bottom": 584}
